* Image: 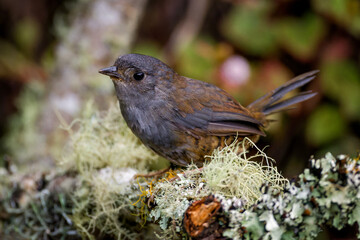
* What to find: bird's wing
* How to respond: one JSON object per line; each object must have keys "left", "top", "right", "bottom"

{"left": 170, "top": 77, "right": 265, "bottom": 137}
{"left": 173, "top": 107, "right": 265, "bottom": 137}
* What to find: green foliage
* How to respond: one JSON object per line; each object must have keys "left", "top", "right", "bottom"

{"left": 275, "top": 13, "right": 326, "bottom": 61}
{"left": 313, "top": 0, "right": 360, "bottom": 36}
{"left": 221, "top": 2, "right": 277, "bottom": 56}
{"left": 306, "top": 104, "right": 346, "bottom": 146}
{"left": 177, "top": 37, "right": 217, "bottom": 81}
{"left": 222, "top": 3, "right": 326, "bottom": 61}
{"left": 320, "top": 60, "right": 360, "bottom": 119}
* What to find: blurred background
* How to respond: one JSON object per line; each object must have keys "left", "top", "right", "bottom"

{"left": 0, "top": 0, "right": 359, "bottom": 177}
{"left": 0, "top": 0, "right": 360, "bottom": 239}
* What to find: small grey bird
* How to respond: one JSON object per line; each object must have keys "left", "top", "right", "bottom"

{"left": 99, "top": 53, "right": 317, "bottom": 166}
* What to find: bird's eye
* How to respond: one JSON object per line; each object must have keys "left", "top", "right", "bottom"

{"left": 133, "top": 72, "right": 145, "bottom": 81}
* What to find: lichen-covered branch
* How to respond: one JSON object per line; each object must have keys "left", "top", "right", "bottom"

{"left": 1, "top": 103, "right": 359, "bottom": 239}
{"left": 148, "top": 152, "right": 360, "bottom": 239}
{"left": 220, "top": 153, "right": 360, "bottom": 239}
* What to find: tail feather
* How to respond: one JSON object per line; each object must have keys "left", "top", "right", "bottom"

{"left": 247, "top": 70, "right": 318, "bottom": 115}
{"left": 262, "top": 91, "right": 317, "bottom": 115}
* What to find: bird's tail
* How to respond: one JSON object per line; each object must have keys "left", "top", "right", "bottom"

{"left": 247, "top": 70, "right": 318, "bottom": 116}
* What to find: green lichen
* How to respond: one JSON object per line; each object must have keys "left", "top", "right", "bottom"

{"left": 223, "top": 153, "right": 360, "bottom": 239}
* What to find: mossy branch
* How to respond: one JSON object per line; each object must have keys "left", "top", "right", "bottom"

{"left": 1, "top": 103, "right": 359, "bottom": 239}
{"left": 220, "top": 153, "right": 360, "bottom": 239}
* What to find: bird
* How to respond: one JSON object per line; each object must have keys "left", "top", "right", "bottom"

{"left": 99, "top": 53, "right": 317, "bottom": 167}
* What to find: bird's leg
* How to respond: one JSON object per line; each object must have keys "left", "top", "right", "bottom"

{"left": 133, "top": 167, "right": 171, "bottom": 179}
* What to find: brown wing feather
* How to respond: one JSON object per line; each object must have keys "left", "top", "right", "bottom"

{"left": 208, "top": 122, "right": 265, "bottom": 136}
{"left": 170, "top": 76, "right": 264, "bottom": 137}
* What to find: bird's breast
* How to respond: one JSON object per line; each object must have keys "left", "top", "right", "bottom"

{"left": 120, "top": 103, "right": 176, "bottom": 149}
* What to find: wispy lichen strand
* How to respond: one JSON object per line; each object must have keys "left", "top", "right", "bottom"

{"left": 59, "top": 101, "right": 160, "bottom": 172}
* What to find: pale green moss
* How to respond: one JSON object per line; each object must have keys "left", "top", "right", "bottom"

{"left": 59, "top": 101, "right": 163, "bottom": 173}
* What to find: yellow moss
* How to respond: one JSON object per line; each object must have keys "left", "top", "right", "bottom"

{"left": 203, "top": 137, "right": 288, "bottom": 207}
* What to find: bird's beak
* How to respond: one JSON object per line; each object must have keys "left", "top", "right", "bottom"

{"left": 99, "top": 66, "right": 121, "bottom": 79}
